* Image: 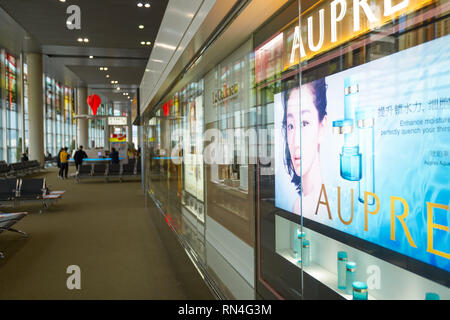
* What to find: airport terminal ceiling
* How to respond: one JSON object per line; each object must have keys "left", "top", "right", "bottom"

{"left": 0, "top": 0, "right": 169, "bottom": 103}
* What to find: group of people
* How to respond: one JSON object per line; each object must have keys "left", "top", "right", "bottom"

{"left": 56, "top": 146, "right": 89, "bottom": 179}
{"left": 56, "top": 146, "right": 121, "bottom": 179}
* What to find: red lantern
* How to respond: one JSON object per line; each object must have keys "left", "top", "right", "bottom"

{"left": 87, "top": 94, "right": 101, "bottom": 116}
{"left": 163, "top": 102, "right": 170, "bottom": 117}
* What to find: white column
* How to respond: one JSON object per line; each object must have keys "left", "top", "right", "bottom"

{"left": 27, "top": 53, "right": 45, "bottom": 165}
{"left": 77, "top": 87, "right": 89, "bottom": 148}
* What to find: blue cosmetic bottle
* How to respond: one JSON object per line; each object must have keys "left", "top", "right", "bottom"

{"left": 352, "top": 281, "right": 368, "bottom": 300}
{"left": 292, "top": 226, "right": 305, "bottom": 261}
{"left": 302, "top": 240, "right": 310, "bottom": 267}
{"left": 425, "top": 293, "right": 440, "bottom": 300}
{"left": 345, "top": 262, "right": 356, "bottom": 294}
{"left": 333, "top": 75, "right": 377, "bottom": 204}
{"left": 337, "top": 251, "right": 348, "bottom": 290}
{"left": 356, "top": 109, "right": 375, "bottom": 204}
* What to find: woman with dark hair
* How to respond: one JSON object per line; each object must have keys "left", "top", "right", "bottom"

{"left": 282, "top": 78, "right": 328, "bottom": 216}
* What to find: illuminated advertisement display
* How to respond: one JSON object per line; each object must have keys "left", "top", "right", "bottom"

{"left": 274, "top": 35, "right": 450, "bottom": 271}
{"left": 184, "top": 95, "right": 204, "bottom": 202}
{"left": 254, "top": 33, "right": 284, "bottom": 84}
{"left": 284, "top": 0, "right": 433, "bottom": 69}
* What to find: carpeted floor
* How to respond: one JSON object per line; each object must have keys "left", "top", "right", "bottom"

{"left": 0, "top": 167, "right": 213, "bottom": 300}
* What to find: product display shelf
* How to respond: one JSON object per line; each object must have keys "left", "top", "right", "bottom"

{"left": 278, "top": 248, "right": 375, "bottom": 300}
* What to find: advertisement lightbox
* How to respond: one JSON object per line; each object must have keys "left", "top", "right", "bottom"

{"left": 274, "top": 35, "right": 450, "bottom": 272}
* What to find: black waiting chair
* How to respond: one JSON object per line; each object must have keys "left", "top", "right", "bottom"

{"left": 0, "top": 212, "right": 28, "bottom": 258}
{"left": 0, "top": 164, "right": 11, "bottom": 178}
{"left": 75, "top": 164, "right": 93, "bottom": 182}
{"left": 108, "top": 164, "right": 121, "bottom": 176}
{"left": 92, "top": 164, "right": 107, "bottom": 177}
{"left": 17, "top": 178, "right": 46, "bottom": 200}
{"left": 0, "top": 179, "right": 19, "bottom": 204}
{"left": 15, "top": 178, "right": 62, "bottom": 213}
{"left": 122, "top": 163, "right": 135, "bottom": 176}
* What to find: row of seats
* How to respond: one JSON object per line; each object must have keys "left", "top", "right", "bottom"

{"left": 0, "top": 161, "right": 42, "bottom": 178}
{"left": 0, "top": 178, "right": 64, "bottom": 210}
{"left": 0, "top": 178, "right": 65, "bottom": 258}
{"left": 76, "top": 159, "right": 141, "bottom": 182}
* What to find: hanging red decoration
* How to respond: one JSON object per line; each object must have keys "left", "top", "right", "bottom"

{"left": 163, "top": 102, "right": 170, "bottom": 117}
{"left": 87, "top": 94, "right": 101, "bottom": 116}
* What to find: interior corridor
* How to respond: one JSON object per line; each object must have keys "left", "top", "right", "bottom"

{"left": 0, "top": 168, "right": 213, "bottom": 300}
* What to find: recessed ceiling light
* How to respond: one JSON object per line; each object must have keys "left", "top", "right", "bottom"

{"left": 106, "top": 75, "right": 110, "bottom": 78}
{"left": 146, "top": 42, "right": 151, "bottom": 45}
{"left": 137, "top": 3, "right": 143, "bottom": 7}
{"left": 144, "top": 3, "right": 151, "bottom": 8}
{"left": 89, "top": 55, "right": 94, "bottom": 59}
{"left": 104, "top": 67, "right": 108, "bottom": 71}
{"left": 117, "top": 87, "right": 121, "bottom": 91}
{"left": 59, "top": 0, "right": 66, "bottom": 2}
{"left": 77, "top": 38, "right": 83, "bottom": 42}
{"left": 140, "top": 41, "right": 146, "bottom": 45}
{"left": 83, "top": 38, "right": 89, "bottom": 43}
{"left": 99, "top": 67, "right": 104, "bottom": 71}
{"left": 139, "top": 25, "right": 144, "bottom": 30}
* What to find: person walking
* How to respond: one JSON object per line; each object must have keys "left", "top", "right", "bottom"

{"left": 59, "top": 147, "right": 70, "bottom": 179}
{"left": 73, "top": 145, "right": 88, "bottom": 172}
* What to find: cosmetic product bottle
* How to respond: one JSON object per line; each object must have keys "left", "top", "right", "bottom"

{"left": 337, "top": 251, "right": 348, "bottom": 290}
{"left": 352, "top": 281, "right": 368, "bottom": 300}
{"left": 291, "top": 226, "right": 305, "bottom": 261}
{"left": 356, "top": 109, "right": 375, "bottom": 204}
{"left": 425, "top": 292, "right": 440, "bottom": 300}
{"left": 345, "top": 262, "right": 356, "bottom": 294}
{"left": 302, "top": 240, "right": 310, "bottom": 267}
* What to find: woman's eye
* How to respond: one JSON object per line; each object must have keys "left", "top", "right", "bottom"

{"left": 287, "top": 124, "right": 294, "bottom": 131}
{"left": 301, "top": 121, "right": 310, "bottom": 127}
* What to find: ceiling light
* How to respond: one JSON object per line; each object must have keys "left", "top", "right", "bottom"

{"left": 77, "top": 38, "right": 83, "bottom": 42}
{"left": 106, "top": 75, "right": 110, "bottom": 78}
{"left": 104, "top": 67, "right": 108, "bottom": 71}
{"left": 100, "top": 67, "right": 104, "bottom": 70}
{"left": 89, "top": 55, "right": 93, "bottom": 59}
{"left": 83, "top": 38, "right": 89, "bottom": 43}
{"left": 59, "top": 0, "right": 66, "bottom": 2}
{"left": 137, "top": 3, "right": 143, "bottom": 7}
{"left": 140, "top": 41, "right": 146, "bottom": 45}
{"left": 144, "top": 3, "right": 151, "bottom": 8}
{"left": 117, "top": 87, "right": 121, "bottom": 91}
{"left": 146, "top": 41, "right": 151, "bottom": 45}
{"left": 139, "top": 25, "right": 144, "bottom": 29}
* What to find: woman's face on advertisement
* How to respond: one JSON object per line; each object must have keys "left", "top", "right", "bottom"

{"left": 286, "top": 85, "right": 325, "bottom": 177}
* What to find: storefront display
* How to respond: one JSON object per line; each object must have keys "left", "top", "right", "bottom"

{"left": 256, "top": 0, "right": 449, "bottom": 300}
{"left": 141, "top": 0, "right": 449, "bottom": 300}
